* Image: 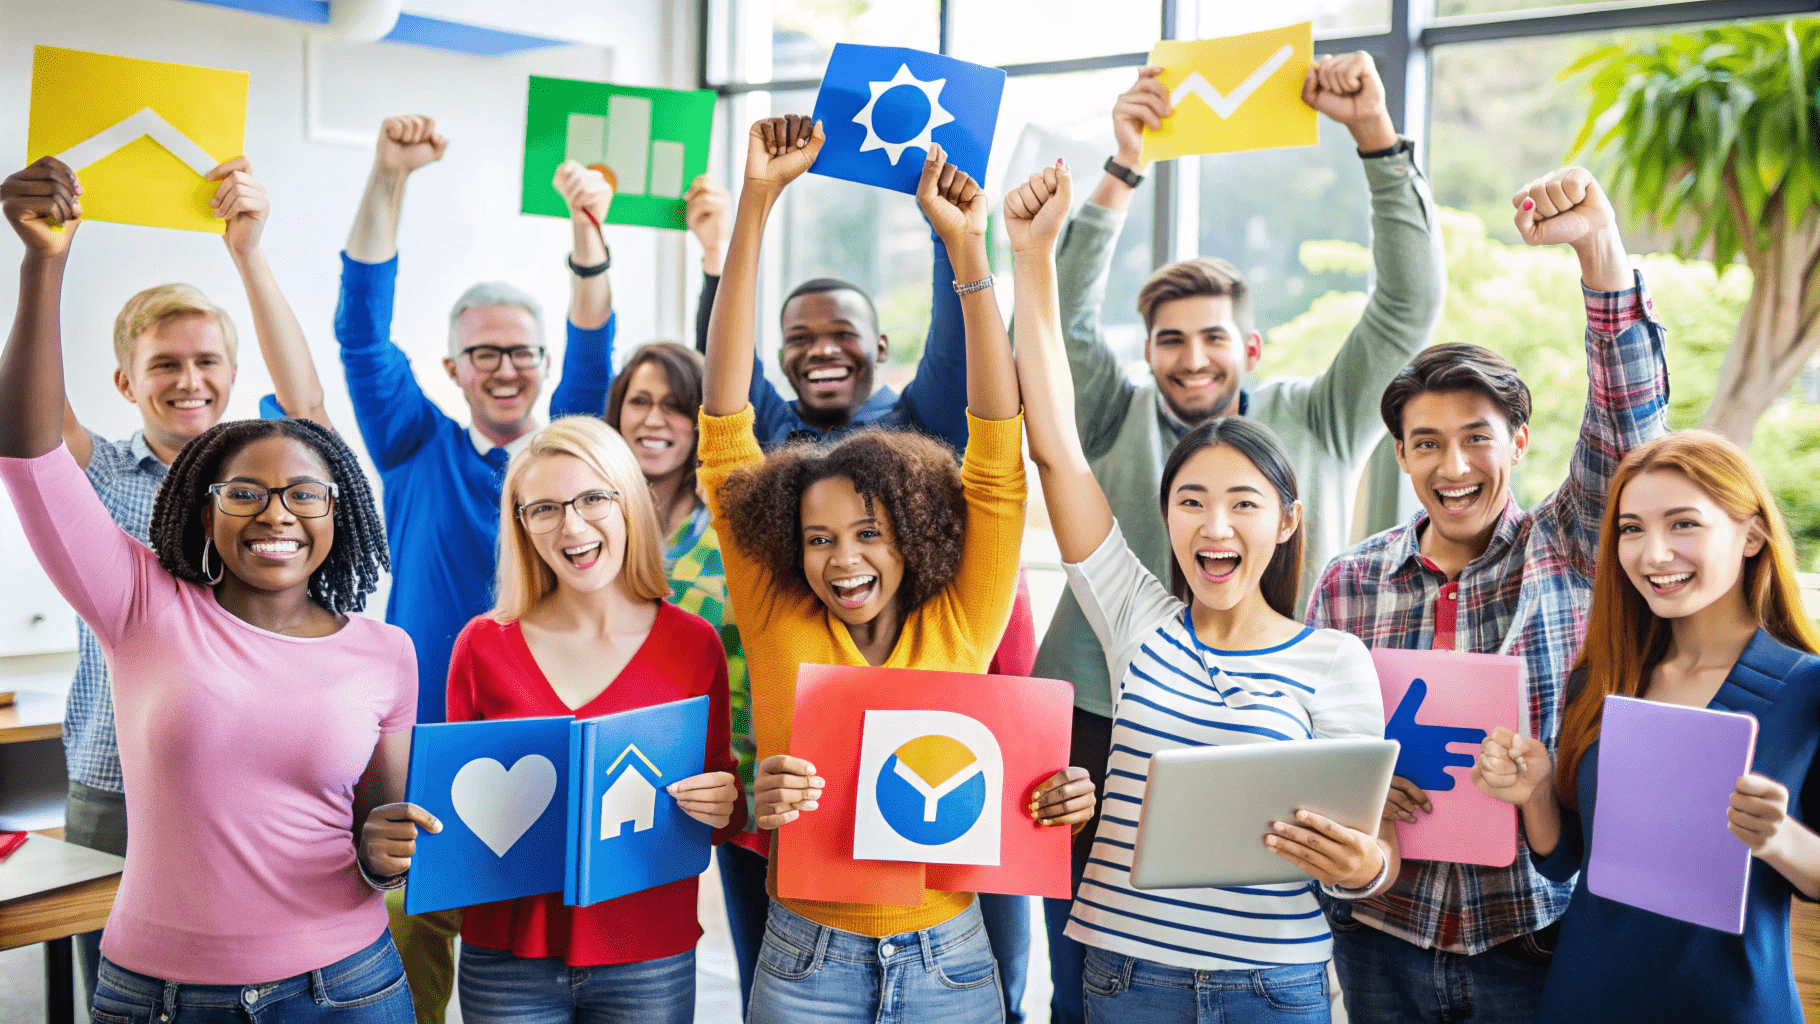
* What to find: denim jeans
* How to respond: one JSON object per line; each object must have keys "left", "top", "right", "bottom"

{"left": 978, "top": 893, "right": 1031, "bottom": 1024}
{"left": 1081, "top": 947, "right": 1330, "bottom": 1024}
{"left": 746, "top": 898, "right": 1004, "bottom": 1024}
{"left": 1328, "top": 916, "right": 1553, "bottom": 1024}
{"left": 66, "top": 779, "right": 129, "bottom": 1008}
{"left": 456, "top": 944, "right": 694, "bottom": 1024}
{"left": 90, "top": 931, "right": 412, "bottom": 1024}
{"left": 719, "top": 842, "right": 771, "bottom": 1018}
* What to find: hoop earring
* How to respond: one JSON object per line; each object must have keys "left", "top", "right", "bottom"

{"left": 199, "top": 538, "right": 225, "bottom": 586}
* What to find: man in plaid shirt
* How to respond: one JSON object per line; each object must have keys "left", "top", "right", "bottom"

{"left": 1308, "top": 167, "right": 1669, "bottom": 1023}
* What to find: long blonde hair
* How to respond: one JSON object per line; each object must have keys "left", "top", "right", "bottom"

{"left": 1556, "top": 430, "right": 1820, "bottom": 803}
{"left": 493, "top": 416, "right": 669, "bottom": 622}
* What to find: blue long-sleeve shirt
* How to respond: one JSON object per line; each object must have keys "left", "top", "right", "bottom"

{"left": 671, "top": 234, "right": 971, "bottom": 451}
{"left": 1532, "top": 629, "right": 1820, "bottom": 1024}
{"left": 334, "top": 253, "right": 614, "bottom": 724}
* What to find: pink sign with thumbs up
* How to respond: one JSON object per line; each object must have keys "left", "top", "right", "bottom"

{"left": 1373, "top": 648, "right": 1524, "bottom": 867}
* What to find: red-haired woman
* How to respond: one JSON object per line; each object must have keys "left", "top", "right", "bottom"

{"left": 1472, "top": 431, "right": 1820, "bottom": 1023}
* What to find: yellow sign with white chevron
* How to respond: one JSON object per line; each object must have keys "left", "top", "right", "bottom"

{"left": 27, "top": 46, "right": 248, "bottom": 234}
{"left": 1141, "top": 23, "right": 1316, "bottom": 163}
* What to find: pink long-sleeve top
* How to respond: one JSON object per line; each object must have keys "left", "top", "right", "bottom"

{"left": 0, "top": 445, "right": 417, "bottom": 984}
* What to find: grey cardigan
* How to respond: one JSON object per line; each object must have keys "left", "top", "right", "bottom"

{"left": 1035, "top": 142, "right": 1446, "bottom": 719}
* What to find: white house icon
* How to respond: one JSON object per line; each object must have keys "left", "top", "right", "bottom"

{"left": 600, "top": 743, "right": 662, "bottom": 840}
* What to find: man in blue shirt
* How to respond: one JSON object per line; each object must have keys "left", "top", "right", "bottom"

{"left": 333, "top": 114, "right": 616, "bottom": 1024}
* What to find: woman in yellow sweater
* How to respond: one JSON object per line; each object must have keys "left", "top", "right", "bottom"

{"left": 699, "top": 114, "right": 1096, "bottom": 1024}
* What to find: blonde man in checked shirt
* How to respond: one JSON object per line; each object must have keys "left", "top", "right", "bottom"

{"left": 1306, "top": 166, "right": 1669, "bottom": 1024}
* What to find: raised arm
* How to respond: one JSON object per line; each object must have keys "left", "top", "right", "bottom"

{"left": 914, "top": 144, "right": 1015, "bottom": 422}
{"left": 345, "top": 115, "right": 446, "bottom": 265}
{"left": 685, "top": 176, "right": 731, "bottom": 356}
{"left": 1516, "top": 167, "right": 1667, "bottom": 563}
{"left": 547, "top": 162, "right": 619, "bottom": 418}
{"left": 0, "top": 158, "right": 81, "bottom": 460}
{"left": 703, "top": 115, "right": 824, "bottom": 418}
{"left": 207, "top": 157, "right": 333, "bottom": 428}
{"left": 1008, "top": 163, "right": 1116, "bottom": 564}
{"left": 897, "top": 215, "right": 972, "bottom": 450}
{"left": 1298, "top": 52, "right": 1445, "bottom": 460}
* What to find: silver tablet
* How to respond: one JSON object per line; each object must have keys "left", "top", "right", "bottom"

{"left": 1128, "top": 737, "right": 1400, "bottom": 890}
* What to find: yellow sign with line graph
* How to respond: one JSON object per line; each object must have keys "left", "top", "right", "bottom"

{"left": 1141, "top": 22, "right": 1317, "bottom": 163}
{"left": 27, "top": 46, "right": 248, "bottom": 234}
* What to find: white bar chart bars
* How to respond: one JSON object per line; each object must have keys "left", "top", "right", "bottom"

{"left": 561, "top": 95, "right": 684, "bottom": 200}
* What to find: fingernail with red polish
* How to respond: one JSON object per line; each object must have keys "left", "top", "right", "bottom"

{"left": 1522, "top": 198, "right": 1534, "bottom": 211}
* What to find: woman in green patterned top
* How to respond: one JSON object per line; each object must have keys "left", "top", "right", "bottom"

{"left": 605, "top": 341, "right": 765, "bottom": 1007}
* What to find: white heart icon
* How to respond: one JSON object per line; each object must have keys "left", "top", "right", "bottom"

{"left": 450, "top": 755, "right": 558, "bottom": 857}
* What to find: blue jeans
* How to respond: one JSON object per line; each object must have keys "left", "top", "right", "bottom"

{"left": 457, "top": 943, "right": 694, "bottom": 1024}
{"left": 978, "top": 892, "right": 1031, "bottom": 1024}
{"left": 1329, "top": 917, "right": 1552, "bottom": 1023}
{"left": 747, "top": 898, "right": 1004, "bottom": 1024}
{"left": 90, "top": 931, "right": 412, "bottom": 1024}
{"left": 719, "top": 842, "right": 771, "bottom": 1018}
{"left": 1081, "top": 947, "right": 1330, "bottom": 1024}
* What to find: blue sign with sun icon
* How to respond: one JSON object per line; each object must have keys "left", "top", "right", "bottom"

{"left": 810, "top": 43, "right": 1006, "bottom": 194}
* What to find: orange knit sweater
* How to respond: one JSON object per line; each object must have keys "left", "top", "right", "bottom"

{"left": 699, "top": 405, "right": 1027, "bottom": 937}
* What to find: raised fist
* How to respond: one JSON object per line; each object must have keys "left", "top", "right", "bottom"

{"left": 1301, "top": 52, "right": 1387, "bottom": 130}
{"left": 1, "top": 157, "right": 82, "bottom": 257}
{"left": 1004, "top": 161, "right": 1073, "bottom": 256}
{"left": 745, "top": 115, "right": 823, "bottom": 193}
{"left": 376, "top": 115, "right": 448, "bottom": 175}
{"left": 206, "top": 157, "right": 269, "bottom": 255}
{"left": 1113, "top": 67, "right": 1170, "bottom": 168}
{"left": 553, "top": 160, "right": 614, "bottom": 223}
{"left": 1512, "top": 167, "right": 1616, "bottom": 249}
{"left": 915, "top": 143, "right": 987, "bottom": 251}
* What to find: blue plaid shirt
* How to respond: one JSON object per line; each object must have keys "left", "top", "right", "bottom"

{"left": 66, "top": 431, "right": 166, "bottom": 793}
{"left": 1307, "top": 272, "right": 1669, "bottom": 954}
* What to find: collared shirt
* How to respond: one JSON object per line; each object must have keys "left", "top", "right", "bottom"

{"left": 1307, "top": 272, "right": 1669, "bottom": 954}
{"left": 467, "top": 424, "right": 537, "bottom": 460}
{"left": 66, "top": 431, "right": 167, "bottom": 793}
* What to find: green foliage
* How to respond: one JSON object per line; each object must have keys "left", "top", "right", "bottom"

{"left": 1268, "top": 207, "right": 1820, "bottom": 564}
{"left": 1566, "top": 20, "right": 1820, "bottom": 268}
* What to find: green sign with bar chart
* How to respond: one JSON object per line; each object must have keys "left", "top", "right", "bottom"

{"left": 522, "top": 76, "right": 716, "bottom": 230}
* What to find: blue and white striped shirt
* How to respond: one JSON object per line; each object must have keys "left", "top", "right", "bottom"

{"left": 1062, "top": 524, "right": 1383, "bottom": 970}
{"left": 66, "top": 431, "right": 166, "bottom": 793}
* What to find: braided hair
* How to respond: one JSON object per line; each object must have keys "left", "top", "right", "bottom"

{"left": 148, "top": 419, "right": 389, "bottom": 614}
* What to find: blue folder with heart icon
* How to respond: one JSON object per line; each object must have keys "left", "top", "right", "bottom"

{"left": 402, "top": 696, "right": 710, "bottom": 915}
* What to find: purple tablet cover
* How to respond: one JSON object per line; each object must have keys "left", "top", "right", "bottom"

{"left": 1586, "top": 695, "right": 1758, "bottom": 933}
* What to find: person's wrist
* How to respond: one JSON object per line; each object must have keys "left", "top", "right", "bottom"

{"left": 950, "top": 244, "right": 991, "bottom": 283}
{"left": 701, "top": 248, "right": 725, "bottom": 276}
{"left": 1112, "top": 149, "right": 1146, "bottom": 178}
{"left": 1572, "top": 227, "right": 1629, "bottom": 291}
{"left": 1346, "top": 115, "right": 1399, "bottom": 155}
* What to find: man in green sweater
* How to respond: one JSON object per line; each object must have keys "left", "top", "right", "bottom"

{"left": 1038, "top": 51, "right": 1446, "bottom": 1024}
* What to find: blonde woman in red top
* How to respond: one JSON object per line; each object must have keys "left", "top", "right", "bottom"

{"left": 445, "top": 414, "right": 744, "bottom": 1024}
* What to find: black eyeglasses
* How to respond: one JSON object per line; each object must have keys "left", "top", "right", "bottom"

{"left": 461, "top": 345, "right": 546, "bottom": 372}
{"left": 516, "top": 489, "right": 620, "bottom": 534}
{"left": 207, "top": 481, "right": 339, "bottom": 518}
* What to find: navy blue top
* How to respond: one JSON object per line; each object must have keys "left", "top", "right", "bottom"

{"left": 334, "top": 253, "right": 612, "bottom": 725}
{"left": 1533, "top": 629, "right": 1820, "bottom": 1024}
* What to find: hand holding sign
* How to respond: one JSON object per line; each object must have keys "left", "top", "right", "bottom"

{"left": 1729, "top": 773, "right": 1798, "bottom": 859}
{"left": 553, "top": 160, "right": 614, "bottom": 224}
{"left": 915, "top": 143, "right": 986, "bottom": 252}
{"left": 755, "top": 754, "right": 825, "bottom": 829}
{"left": 2, "top": 158, "right": 83, "bottom": 256}
{"left": 668, "top": 771, "right": 742, "bottom": 830}
{"left": 360, "top": 802, "right": 442, "bottom": 879}
{"left": 1030, "top": 766, "right": 1094, "bottom": 827}
{"left": 1112, "top": 68, "right": 1171, "bottom": 169}
{"left": 1301, "top": 52, "right": 1397, "bottom": 152}
{"left": 206, "top": 157, "right": 268, "bottom": 256}
{"left": 1471, "top": 726, "right": 1554, "bottom": 808}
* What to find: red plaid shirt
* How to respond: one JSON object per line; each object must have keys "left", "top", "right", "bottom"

{"left": 1307, "top": 274, "right": 1667, "bottom": 954}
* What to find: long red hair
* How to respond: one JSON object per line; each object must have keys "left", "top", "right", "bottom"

{"left": 1555, "top": 431, "right": 1820, "bottom": 804}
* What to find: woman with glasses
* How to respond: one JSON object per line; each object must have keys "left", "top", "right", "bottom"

{"left": 444, "top": 414, "right": 743, "bottom": 1024}
{"left": 0, "top": 180, "right": 420, "bottom": 1022}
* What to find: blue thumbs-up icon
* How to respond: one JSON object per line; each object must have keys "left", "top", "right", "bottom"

{"left": 1384, "top": 678, "right": 1486, "bottom": 792}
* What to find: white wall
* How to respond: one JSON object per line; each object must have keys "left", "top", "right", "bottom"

{"left": 0, "top": 0, "right": 683, "bottom": 656}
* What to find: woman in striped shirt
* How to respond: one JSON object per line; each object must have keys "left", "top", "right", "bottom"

{"left": 1009, "top": 167, "right": 1399, "bottom": 1022}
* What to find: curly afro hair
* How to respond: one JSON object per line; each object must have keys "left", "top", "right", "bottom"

{"left": 148, "top": 418, "right": 388, "bottom": 614}
{"left": 717, "top": 428, "right": 965, "bottom": 613}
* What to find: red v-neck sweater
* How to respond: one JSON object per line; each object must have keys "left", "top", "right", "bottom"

{"left": 446, "top": 602, "right": 743, "bottom": 966}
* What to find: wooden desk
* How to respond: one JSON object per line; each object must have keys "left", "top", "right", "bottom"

{"left": 1, "top": 833, "right": 123, "bottom": 1024}
{"left": 0, "top": 688, "right": 62, "bottom": 745}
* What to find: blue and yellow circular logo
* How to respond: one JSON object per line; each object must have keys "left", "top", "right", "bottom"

{"left": 874, "top": 734, "right": 988, "bottom": 846}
